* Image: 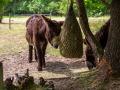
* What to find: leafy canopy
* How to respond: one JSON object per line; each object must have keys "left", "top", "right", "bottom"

{"left": 4, "top": 0, "right": 112, "bottom": 17}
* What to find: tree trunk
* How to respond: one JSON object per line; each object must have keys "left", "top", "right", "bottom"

{"left": 76, "top": 0, "right": 104, "bottom": 65}
{"left": 0, "top": 13, "right": 3, "bottom": 23}
{"left": 104, "top": 0, "right": 120, "bottom": 70}
{"left": 0, "top": 62, "right": 4, "bottom": 90}
{"left": 0, "top": 7, "right": 4, "bottom": 23}
{"left": 97, "top": 0, "right": 120, "bottom": 78}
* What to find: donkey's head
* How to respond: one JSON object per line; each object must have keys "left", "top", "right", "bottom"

{"left": 41, "top": 15, "right": 64, "bottom": 49}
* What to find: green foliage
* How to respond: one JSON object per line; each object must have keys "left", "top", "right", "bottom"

{"left": 0, "top": 0, "right": 12, "bottom": 4}
{"left": 47, "top": 1, "right": 59, "bottom": 13}
{"left": 58, "top": 0, "right": 69, "bottom": 15}
{"left": 84, "top": 0, "right": 112, "bottom": 17}
{"left": 58, "top": 0, "right": 78, "bottom": 16}
{"left": 4, "top": 0, "right": 112, "bottom": 17}
{"left": 28, "top": 0, "right": 45, "bottom": 13}
{"left": 0, "top": 0, "right": 12, "bottom": 23}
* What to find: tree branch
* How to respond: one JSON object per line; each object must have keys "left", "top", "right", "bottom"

{"left": 76, "top": 0, "right": 104, "bottom": 63}
{"left": 100, "top": 0, "right": 111, "bottom": 9}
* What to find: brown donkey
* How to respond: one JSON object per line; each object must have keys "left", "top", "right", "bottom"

{"left": 26, "top": 15, "right": 64, "bottom": 71}
{"left": 83, "top": 19, "right": 110, "bottom": 70}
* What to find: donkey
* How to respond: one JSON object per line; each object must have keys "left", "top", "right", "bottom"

{"left": 26, "top": 14, "right": 64, "bottom": 71}
{"left": 83, "top": 19, "right": 110, "bottom": 70}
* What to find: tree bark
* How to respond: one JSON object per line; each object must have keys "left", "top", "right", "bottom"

{"left": 96, "top": 0, "right": 120, "bottom": 79}
{"left": 103, "top": 0, "right": 120, "bottom": 70}
{"left": 76, "top": 0, "right": 104, "bottom": 65}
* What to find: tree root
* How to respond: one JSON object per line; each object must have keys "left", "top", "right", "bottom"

{"left": 95, "top": 57, "right": 113, "bottom": 81}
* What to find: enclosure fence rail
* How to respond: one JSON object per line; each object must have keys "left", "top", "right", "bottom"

{"left": 9, "top": 13, "right": 11, "bottom": 29}
{"left": 9, "top": 12, "right": 52, "bottom": 29}
{"left": 0, "top": 62, "right": 4, "bottom": 90}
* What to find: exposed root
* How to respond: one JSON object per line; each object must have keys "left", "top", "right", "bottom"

{"left": 95, "top": 57, "right": 113, "bottom": 81}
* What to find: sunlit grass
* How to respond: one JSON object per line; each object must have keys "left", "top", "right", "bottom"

{"left": 0, "top": 28, "right": 27, "bottom": 54}
{"left": 89, "top": 20, "right": 107, "bottom": 34}
{"left": 46, "top": 44, "right": 60, "bottom": 56}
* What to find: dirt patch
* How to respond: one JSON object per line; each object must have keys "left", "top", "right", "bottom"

{"left": 0, "top": 51, "right": 88, "bottom": 90}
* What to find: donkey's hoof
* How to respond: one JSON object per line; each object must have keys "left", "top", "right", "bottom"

{"left": 28, "top": 59, "right": 32, "bottom": 63}
{"left": 43, "top": 65, "right": 46, "bottom": 68}
{"left": 37, "top": 67, "right": 42, "bottom": 71}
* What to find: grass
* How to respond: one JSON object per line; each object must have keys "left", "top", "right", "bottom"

{"left": 0, "top": 28, "right": 27, "bottom": 54}
{"left": 0, "top": 17, "right": 109, "bottom": 56}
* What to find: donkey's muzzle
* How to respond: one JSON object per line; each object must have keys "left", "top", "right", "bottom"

{"left": 52, "top": 43, "right": 58, "bottom": 49}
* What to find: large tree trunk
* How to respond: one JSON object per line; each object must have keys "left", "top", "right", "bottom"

{"left": 76, "top": 0, "right": 104, "bottom": 65}
{"left": 97, "top": 0, "right": 120, "bottom": 78}
{"left": 104, "top": 0, "right": 120, "bottom": 70}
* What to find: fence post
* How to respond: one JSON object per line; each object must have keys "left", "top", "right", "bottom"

{"left": 0, "top": 62, "right": 4, "bottom": 90}
{"left": 50, "top": 12, "right": 52, "bottom": 19}
{"left": 9, "top": 13, "right": 11, "bottom": 29}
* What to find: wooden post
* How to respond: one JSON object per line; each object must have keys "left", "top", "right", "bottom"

{"left": 0, "top": 62, "right": 4, "bottom": 90}
{"left": 9, "top": 13, "right": 11, "bottom": 29}
{"left": 50, "top": 12, "right": 52, "bottom": 19}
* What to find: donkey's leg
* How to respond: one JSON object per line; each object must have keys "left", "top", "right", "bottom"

{"left": 28, "top": 45, "right": 33, "bottom": 63}
{"left": 34, "top": 47, "right": 37, "bottom": 61}
{"left": 35, "top": 45, "right": 43, "bottom": 71}
{"left": 42, "top": 41, "right": 48, "bottom": 68}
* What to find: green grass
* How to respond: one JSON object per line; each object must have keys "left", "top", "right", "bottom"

{"left": 0, "top": 28, "right": 27, "bottom": 54}
{"left": 46, "top": 44, "right": 60, "bottom": 56}
{"left": 89, "top": 20, "right": 107, "bottom": 34}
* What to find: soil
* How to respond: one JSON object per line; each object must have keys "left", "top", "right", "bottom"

{"left": 0, "top": 51, "right": 88, "bottom": 90}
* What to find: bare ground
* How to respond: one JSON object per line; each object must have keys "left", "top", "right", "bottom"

{"left": 0, "top": 51, "right": 88, "bottom": 90}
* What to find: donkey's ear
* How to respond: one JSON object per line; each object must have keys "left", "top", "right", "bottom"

{"left": 41, "top": 14, "right": 54, "bottom": 26}
{"left": 59, "top": 21, "right": 64, "bottom": 27}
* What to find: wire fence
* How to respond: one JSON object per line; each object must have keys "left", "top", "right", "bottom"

{"left": 9, "top": 13, "right": 52, "bottom": 29}
{"left": 0, "top": 13, "right": 52, "bottom": 30}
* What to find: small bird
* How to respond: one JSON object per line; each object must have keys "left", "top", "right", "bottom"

{"left": 39, "top": 77, "right": 47, "bottom": 87}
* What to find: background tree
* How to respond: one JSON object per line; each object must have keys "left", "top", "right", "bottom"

{"left": 84, "top": 0, "right": 112, "bottom": 17}
{"left": 0, "top": 0, "right": 12, "bottom": 23}
{"left": 47, "top": 1, "right": 59, "bottom": 13}
{"left": 4, "top": 0, "right": 111, "bottom": 17}
{"left": 76, "top": 0, "right": 120, "bottom": 79}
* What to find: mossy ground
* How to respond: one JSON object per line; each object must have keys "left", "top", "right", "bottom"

{"left": 76, "top": 69, "right": 120, "bottom": 90}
